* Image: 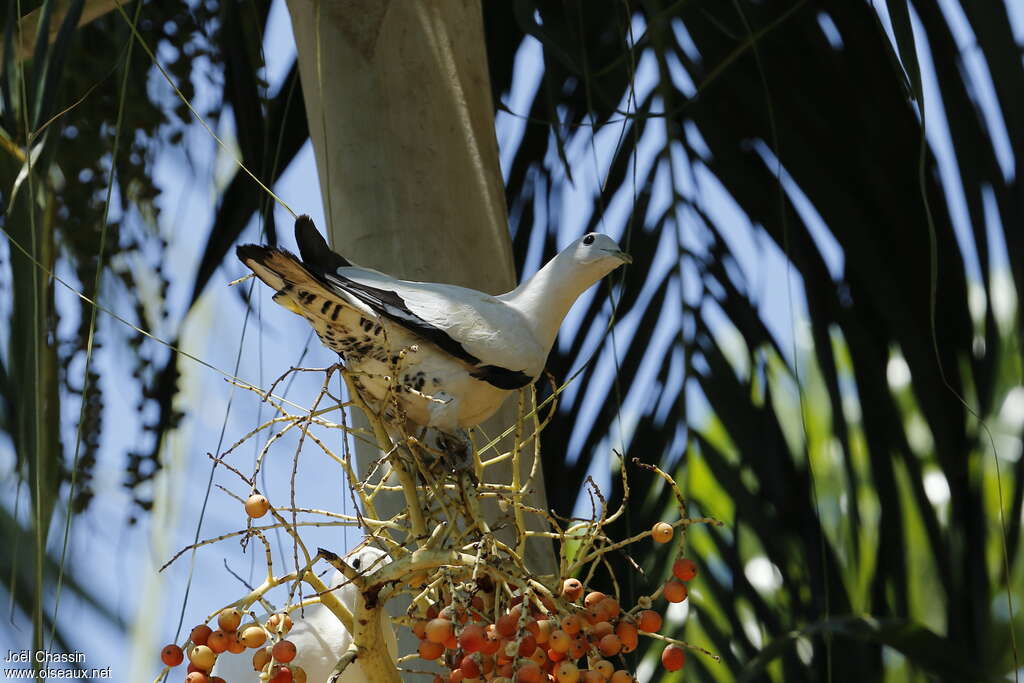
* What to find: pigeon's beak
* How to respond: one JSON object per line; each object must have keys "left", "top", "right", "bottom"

{"left": 609, "top": 249, "right": 633, "bottom": 265}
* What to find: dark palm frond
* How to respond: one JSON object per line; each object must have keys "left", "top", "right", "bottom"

{"left": 484, "top": 0, "right": 1024, "bottom": 679}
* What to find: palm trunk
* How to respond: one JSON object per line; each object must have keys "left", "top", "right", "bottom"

{"left": 286, "top": 0, "right": 557, "bottom": 676}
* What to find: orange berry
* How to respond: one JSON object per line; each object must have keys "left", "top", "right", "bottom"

{"left": 561, "top": 578, "right": 583, "bottom": 602}
{"left": 266, "top": 613, "right": 293, "bottom": 634}
{"left": 217, "top": 608, "right": 243, "bottom": 632}
{"left": 615, "top": 621, "right": 638, "bottom": 653}
{"left": 292, "top": 667, "right": 308, "bottom": 683}
{"left": 651, "top": 522, "right": 674, "bottom": 543}
{"left": 227, "top": 632, "right": 246, "bottom": 654}
{"left": 589, "top": 621, "right": 613, "bottom": 639}
{"left": 160, "top": 644, "right": 183, "bottom": 667}
{"left": 529, "top": 646, "right": 547, "bottom": 665}
{"left": 185, "top": 673, "right": 209, "bottom": 683}
{"left": 515, "top": 661, "right": 543, "bottom": 682}
{"left": 245, "top": 494, "right": 270, "bottom": 518}
{"left": 188, "top": 645, "right": 215, "bottom": 670}
{"left": 580, "top": 671, "right": 605, "bottom": 683}
{"left": 661, "top": 644, "right": 686, "bottom": 671}
{"left": 206, "top": 630, "right": 230, "bottom": 654}
{"left": 272, "top": 639, "right": 297, "bottom": 663}
{"left": 211, "top": 677, "right": 226, "bottom": 683}
{"left": 412, "top": 620, "right": 428, "bottom": 639}
{"left": 547, "top": 647, "right": 565, "bottom": 662}
{"left": 637, "top": 609, "right": 662, "bottom": 633}
{"left": 598, "top": 598, "right": 620, "bottom": 620}
{"left": 252, "top": 647, "right": 272, "bottom": 671}
{"left": 240, "top": 625, "right": 267, "bottom": 648}
{"left": 583, "top": 592, "right": 606, "bottom": 609}
{"left": 598, "top": 634, "right": 622, "bottom": 657}
{"left": 549, "top": 629, "right": 571, "bottom": 653}
{"left": 673, "top": 557, "right": 698, "bottom": 581}
{"left": 560, "top": 614, "right": 582, "bottom": 635}
{"left": 592, "top": 659, "right": 614, "bottom": 678}
{"left": 583, "top": 607, "right": 604, "bottom": 625}
{"left": 418, "top": 639, "right": 445, "bottom": 660}
{"left": 609, "top": 672, "right": 634, "bottom": 683}
{"left": 425, "top": 618, "right": 454, "bottom": 644}
{"left": 568, "top": 636, "right": 588, "bottom": 659}
{"left": 189, "top": 624, "right": 212, "bottom": 646}
{"left": 663, "top": 579, "right": 689, "bottom": 603}
{"left": 527, "top": 618, "right": 554, "bottom": 644}
{"left": 555, "top": 661, "right": 580, "bottom": 683}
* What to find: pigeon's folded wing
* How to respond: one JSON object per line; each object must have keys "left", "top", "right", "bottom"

{"left": 327, "top": 267, "right": 546, "bottom": 385}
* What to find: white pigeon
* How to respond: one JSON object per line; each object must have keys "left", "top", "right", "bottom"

{"left": 237, "top": 216, "right": 631, "bottom": 433}
{"left": 212, "top": 545, "right": 397, "bottom": 682}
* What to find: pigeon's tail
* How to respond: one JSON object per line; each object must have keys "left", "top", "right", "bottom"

{"left": 236, "top": 243, "right": 356, "bottom": 322}
{"left": 235, "top": 244, "right": 312, "bottom": 291}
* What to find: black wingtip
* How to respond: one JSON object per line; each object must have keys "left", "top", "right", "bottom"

{"left": 295, "top": 213, "right": 315, "bottom": 234}
{"left": 294, "top": 214, "right": 352, "bottom": 271}
{"left": 236, "top": 243, "right": 271, "bottom": 264}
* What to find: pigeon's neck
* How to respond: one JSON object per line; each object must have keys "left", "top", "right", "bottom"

{"left": 501, "top": 251, "right": 604, "bottom": 352}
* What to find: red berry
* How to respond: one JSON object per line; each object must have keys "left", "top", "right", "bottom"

{"left": 561, "top": 578, "right": 583, "bottom": 602}
{"left": 189, "top": 625, "right": 212, "bottom": 646}
{"left": 673, "top": 557, "right": 698, "bottom": 581}
{"left": 637, "top": 609, "right": 662, "bottom": 633}
{"left": 272, "top": 639, "right": 297, "bottom": 663}
{"left": 663, "top": 579, "right": 688, "bottom": 603}
{"left": 160, "top": 644, "right": 183, "bottom": 667}
{"left": 661, "top": 644, "right": 686, "bottom": 671}
{"left": 269, "top": 665, "right": 293, "bottom": 683}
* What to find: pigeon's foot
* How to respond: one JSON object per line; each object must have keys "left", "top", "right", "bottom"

{"left": 435, "top": 430, "right": 471, "bottom": 467}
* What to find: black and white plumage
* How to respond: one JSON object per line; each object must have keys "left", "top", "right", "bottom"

{"left": 237, "top": 216, "right": 630, "bottom": 433}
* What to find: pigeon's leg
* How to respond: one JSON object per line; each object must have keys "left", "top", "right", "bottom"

{"left": 426, "top": 391, "right": 460, "bottom": 434}
{"left": 425, "top": 392, "right": 470, "bottom": 458}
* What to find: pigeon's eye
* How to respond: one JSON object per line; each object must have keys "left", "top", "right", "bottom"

{"left": 352, "top": 557, "right": 361, "bottom": 569}
{"left": 582, "top": 235, "right": 595, "bottom": 245}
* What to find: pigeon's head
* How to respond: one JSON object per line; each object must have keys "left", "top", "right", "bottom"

{"left": 344, "top": 545, "right": 390, "bottom": 573}
{"left": 330, "top": 545, "right": 391, "bottom": 600}
{"left": 569, "top": 233, "right": 633, "bottom": 271}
